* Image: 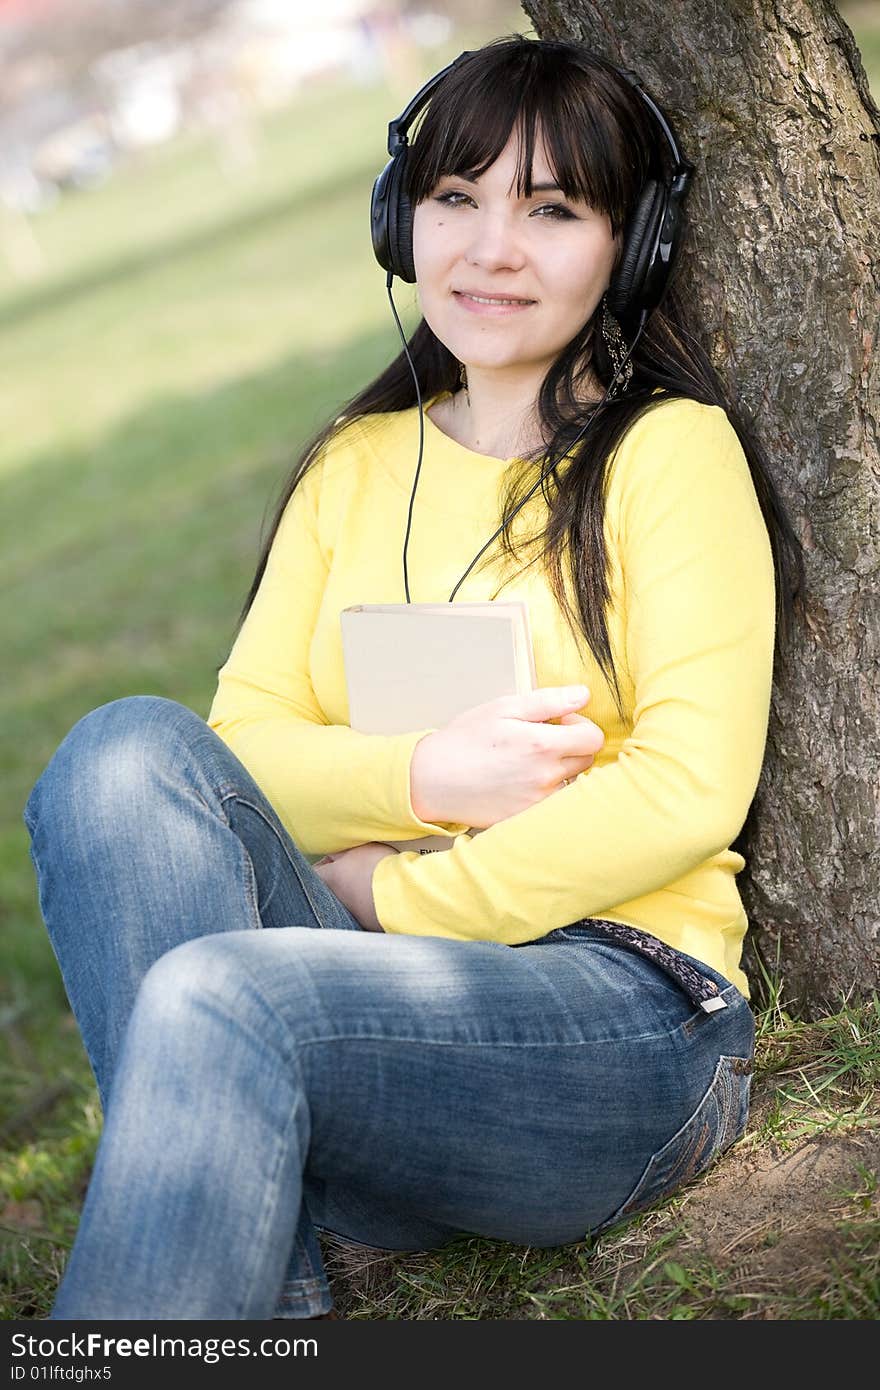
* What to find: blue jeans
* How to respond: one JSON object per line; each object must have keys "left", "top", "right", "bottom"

{"left": 23, "top": 696, "right": 755, "bottom": 1320}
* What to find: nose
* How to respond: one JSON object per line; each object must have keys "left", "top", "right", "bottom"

{"left": 463, "top": 210, "right": 527, "bottom": 273}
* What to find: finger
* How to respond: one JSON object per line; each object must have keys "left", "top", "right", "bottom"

{"left": 558, "top": 753, "right": 596, "bottom": 783}
{"left": 556, "top": 765, "right": 588, "bottom": 789}
{"left": 557, "top": 712, "right": 605, "bottom": 752}
{"left": 496, "top": 684, "right": 591, "bottom": 722}
{"left": 553, "top": 718, "right": 605, "bottom": 757}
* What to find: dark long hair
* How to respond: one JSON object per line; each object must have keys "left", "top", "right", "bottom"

{"left": 229, "top": 33, "right": 806, "bottom": 746}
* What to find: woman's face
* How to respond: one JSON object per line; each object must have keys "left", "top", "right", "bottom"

{"left": 411, "top": 126, "right": 619, "bottom": 384}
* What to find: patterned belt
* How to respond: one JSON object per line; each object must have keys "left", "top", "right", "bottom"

{"left": 564, "top": 917, "right": 729, "bottom": 1014}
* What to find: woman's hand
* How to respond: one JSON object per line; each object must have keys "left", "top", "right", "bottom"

{"left": 312, "top": 843, "right": 400, "bottom": 932}
{"left": 410, "top": 685, "right": 605, "bottom": 830}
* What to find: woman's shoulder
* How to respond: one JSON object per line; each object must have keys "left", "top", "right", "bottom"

{"left": 310, "top": 406, "right": 413, "bottom": 480}
{"left": 626, "top": 392, "right": 731, "bottom": 442}
{"left": 607, "top": 394, "right": 744, "bottom": 489}
{"left": 604, "top": 393, "right": 760, "bottom": 548}
{"left": 327, "top": 402, "right": 420, "bottom": 448}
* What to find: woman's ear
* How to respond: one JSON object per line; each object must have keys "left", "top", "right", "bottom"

{"left": 610, "top": 228, "right": 625, "bottom": 273}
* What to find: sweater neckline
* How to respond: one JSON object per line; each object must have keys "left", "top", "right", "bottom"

{"left": 420, "top": 386, "right": 671, "bottom": 465}
{"left": 421, "top": 390, "right": 524, "bottom": 466}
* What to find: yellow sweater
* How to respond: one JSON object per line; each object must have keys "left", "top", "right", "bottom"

{"left": 208, "top": 392, "right": 776, "bottom": 998}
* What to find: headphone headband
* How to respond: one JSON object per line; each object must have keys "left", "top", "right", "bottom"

{"left": 370, "top": 47, "right": 694, "bottom": 330}
{"left": 615, "top": 67, "right": 691, "bottom": 172}
{"left": 386, "top": 50, "right": 475, "bottom": 155}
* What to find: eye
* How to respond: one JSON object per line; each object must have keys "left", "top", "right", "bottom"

{"left": 532, "top": 203, "right": 575, "bottom": 220}
{"left": 432, "top": 191, "right": 472, "bottom": 208}
{"left": 431, "top": 191, "right": 576, "bottom": 220}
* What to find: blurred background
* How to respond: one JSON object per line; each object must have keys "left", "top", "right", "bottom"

{"left": 0, "top": 0, "right": 532, "bottom": 1005}
{"left": 0, "top": 0, "right": 877, "bottom": 1265}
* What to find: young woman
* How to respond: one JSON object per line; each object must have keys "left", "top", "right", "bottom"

{"left": 24, "top": 35, "right": 805, "bottom": 1320}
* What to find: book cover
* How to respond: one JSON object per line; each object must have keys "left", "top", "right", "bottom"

{"left": 341, "top": 602, "right": 536, "bottom": 853}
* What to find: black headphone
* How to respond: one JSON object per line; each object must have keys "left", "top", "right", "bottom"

{"left": 370, "top": 48, "right": 694, "bottom": 332}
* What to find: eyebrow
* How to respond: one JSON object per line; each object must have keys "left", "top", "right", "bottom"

{"left": 449, "top": 173, "right": 566, "bottom": 194}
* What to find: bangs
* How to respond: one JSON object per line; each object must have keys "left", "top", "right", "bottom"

{"left": 404, "top": 39, "right": 654, "bottom": 239}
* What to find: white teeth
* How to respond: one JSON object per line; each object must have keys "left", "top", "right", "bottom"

{"left": 462, "top": 293, "right": 532, "bottom": 306}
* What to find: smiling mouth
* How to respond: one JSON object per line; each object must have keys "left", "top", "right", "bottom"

{"left": 453, "top": 293, "right": 536, "bottom": 315}
{"left": 454, "top": 291, "right": 535, "bottom": 306}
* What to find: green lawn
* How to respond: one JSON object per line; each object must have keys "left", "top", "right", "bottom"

{"left": 2, "top": 8, "right": 878, "bottom": 1321}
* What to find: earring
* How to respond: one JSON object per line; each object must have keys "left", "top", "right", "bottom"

{"left": 458, "top": 360, "right": 470, "bottom": 405}
{"left": 600, "top": 297, "right": 633, "bottom": 395}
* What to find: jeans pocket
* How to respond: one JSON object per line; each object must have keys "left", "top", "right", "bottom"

{"left": 593, "top": 1054, "right": 752, "bottom": 1237}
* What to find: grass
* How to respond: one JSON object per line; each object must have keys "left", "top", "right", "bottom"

{"left": 1, "top": 6, "right": 878, "bottom": 1323}
{"left": 752, "top": 998, "right": 880, "bottom": 1146}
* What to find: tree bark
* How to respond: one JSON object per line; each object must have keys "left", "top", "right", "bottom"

{"left": 522, "top": 0, "right": 880, "bottom": 1016}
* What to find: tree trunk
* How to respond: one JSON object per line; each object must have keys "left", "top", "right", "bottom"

{"left": 522, "top": 0, "right": 880, "bottom": 1017}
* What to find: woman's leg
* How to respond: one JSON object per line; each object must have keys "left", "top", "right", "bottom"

{"left": 23, "top": 695, "right": 365, "bottom": 1108}
{"left": 44, "top": 918, "right": 754, "bottom": 1320}
{"left": 22, "top": 695, "right": 374, "bottom": 1318}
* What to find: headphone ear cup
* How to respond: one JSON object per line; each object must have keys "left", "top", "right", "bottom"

{"left": 606, "top": 178, "right": 665, "bottom": 324}
{"left": 370, "top": 150, "right": 416, "bottom": 282}
{"left": 370, "top": 157, "right": 395, "bottom": 274}
{"left": 391, "top": 173, "right": 416, "bottom": 284}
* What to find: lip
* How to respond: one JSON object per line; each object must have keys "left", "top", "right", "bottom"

{"left": 453, "top": 290, "right": 535, "bottom": 316}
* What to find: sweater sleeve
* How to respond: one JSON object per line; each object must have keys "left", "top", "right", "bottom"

{"left": 370, "top": 401, "right": 777, "bottom": 943}
{"left": 206, "top": 452, "right": 470, "bottom": 856}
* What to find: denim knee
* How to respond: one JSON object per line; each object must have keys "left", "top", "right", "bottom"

{"left": 134, "top": 935, "right": 245, "bottom": 1032}
{"left": 23, "top": 695, "right": 203, "bottom": 835}
{"left": 128, "top": 934, "right": 301, "bottom": 1086}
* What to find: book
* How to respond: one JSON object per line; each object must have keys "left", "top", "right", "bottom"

{"left": 340, "top": 601, "right": 536, "bottom": 853}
